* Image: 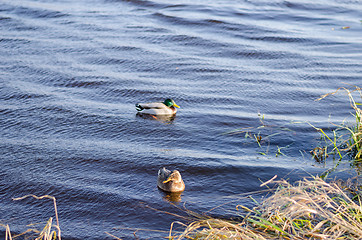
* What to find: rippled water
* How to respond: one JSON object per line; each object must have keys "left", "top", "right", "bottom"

{"left": 1, "top": 0, "right": 361, "bottom": 239}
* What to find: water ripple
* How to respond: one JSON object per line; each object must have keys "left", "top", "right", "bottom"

{"left": 1, "top": 0, "right": 361, "bottom": 239}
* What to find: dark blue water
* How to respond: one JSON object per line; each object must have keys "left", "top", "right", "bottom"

{"left": 1, "top": 0, "right": 361, "bottom": 239}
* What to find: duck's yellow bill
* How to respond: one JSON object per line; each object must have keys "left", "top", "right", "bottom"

{"left": 173, "top": 103, "right": 180, "bottom": 108}
{"left": 163, "top": 178, "right": 172, "bottom": 183}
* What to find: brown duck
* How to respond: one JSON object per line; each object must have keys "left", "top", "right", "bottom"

{"left": 157, "top": 167, "right": 185, "bottom": 193}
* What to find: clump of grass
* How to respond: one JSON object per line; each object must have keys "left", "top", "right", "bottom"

{"left": 1, "top": 195, "right": 61, "bottom": 240}
{"left": 313, "top": 86, "right": 362, "bottom": 161}
{"left": 222, "top": 112, "right": 295, "bottom": 157}
{"left": 169, "top": 177, "right": 362, "bottom": 239}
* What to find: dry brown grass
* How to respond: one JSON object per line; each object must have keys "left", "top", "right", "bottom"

{"left": 169, "top": 176, "right": 362, "bottom": 240}
{"left": 1, "top": 195, "right": 61, "bottom": 240}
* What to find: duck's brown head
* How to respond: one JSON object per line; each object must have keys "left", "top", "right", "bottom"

{"left": 163, "top": 170, "right": 183, "bottom": 184}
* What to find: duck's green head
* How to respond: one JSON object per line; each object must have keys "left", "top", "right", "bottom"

{"left": 164, "top": 99, "right": 180, "bottom": 108}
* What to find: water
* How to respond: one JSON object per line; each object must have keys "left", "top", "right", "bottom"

{"left": 1, "top": 0, "right": 361, "bottom": 239}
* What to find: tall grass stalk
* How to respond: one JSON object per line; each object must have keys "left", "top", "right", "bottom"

{"left": 169, "top": 177, "right": 362, "bottom": 239}
{"left": 315, "top": 86, "right": 362, "bottom": 160}
{"left": 308, "top": 122, "right": 344, "bottom": 160}
{"left": 1, "top": 195, "right": 61, "bottom": 240}
{"left": 5, "top": 225, "right": 12, "bottom": 240}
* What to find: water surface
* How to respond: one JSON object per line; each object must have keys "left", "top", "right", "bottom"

{"left": 1, "top": 0, "right": 361, "bottom": 239}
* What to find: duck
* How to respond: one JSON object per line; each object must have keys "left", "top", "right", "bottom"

{"left": 135, "top": 99, "right": 180, "bottom": 115}
{"left": 157, "top": 167, "right": 185, "bottom": 193}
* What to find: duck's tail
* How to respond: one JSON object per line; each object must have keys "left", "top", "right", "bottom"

{"left": 135, "top": 103, "right": 144, "bottom": 111}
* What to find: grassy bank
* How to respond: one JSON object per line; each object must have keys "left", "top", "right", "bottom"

{"left": 169, "top": 176, "right": 362, "bottom": 239}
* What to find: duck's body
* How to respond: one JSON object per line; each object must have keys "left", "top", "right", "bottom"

{"left": 157, "top": 167, "right": 185, "bottom": 193}
{"left": 136, "top": 99, "right": 180, "bottom": 115}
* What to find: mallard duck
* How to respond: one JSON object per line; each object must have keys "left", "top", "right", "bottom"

{"left": 135, "top": 99, "right": 180, "bottom": 115}
{"left": 157, "top": 167, "right": 185, "bottom": 193}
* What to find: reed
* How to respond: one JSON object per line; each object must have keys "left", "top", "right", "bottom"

{"left": 314, "top": 86, "right": 362, "bottom": 161}
{"left": 222, "top": 112, "right": 294, "bottom": 157}
{"left": 169, "top": 176, "right": 362, "bottom": 239}
{"left": 1, "top": 195, "right": 61, "bottom": 240}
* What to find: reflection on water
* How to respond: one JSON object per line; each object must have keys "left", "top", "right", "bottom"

{"left": 158, "top": 189, "right": 183, "bottom": 203}
{"left": 136, "top": 112, "right": 176, "bottom": 124}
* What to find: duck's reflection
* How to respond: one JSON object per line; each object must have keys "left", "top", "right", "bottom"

{"left": 158, "top": 188, "right": 183, "bottom": 203}
{"left": 136, "top": 112, "right": 175, "bottom": 124}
